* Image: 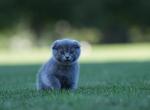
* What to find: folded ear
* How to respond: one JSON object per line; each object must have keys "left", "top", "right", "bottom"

{"left": 51, "top": 40, "right": 60, "bottom": 49}
{"left": 72, "top": 40, "right": 80, "bottom": 48}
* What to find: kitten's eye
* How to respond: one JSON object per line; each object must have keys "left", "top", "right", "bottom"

{"left": 70, "top": 50, "right": 74, "bottom": 54}
{"left": 70, "top": 48, "right": 76, "bottom": 54}
{"left": 70, "top": 46, "right": 79, "bottom": 53}
{"left": 59, "top": 48, "right": 64, "bottom": 54}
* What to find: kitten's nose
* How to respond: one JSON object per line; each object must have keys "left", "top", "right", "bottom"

{"left": 66, "top": 56, "right": 69, "bottom": 59}
{"left": 64, "top": 53, "right": 70, "bottom": 60}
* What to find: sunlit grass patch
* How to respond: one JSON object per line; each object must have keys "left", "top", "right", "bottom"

{"left": 0, "top": 43, "right": 150, "bottom": 65}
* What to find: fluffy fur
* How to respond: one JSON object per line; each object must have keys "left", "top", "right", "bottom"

{"left": 36, "top": 39, "right": 81, "bottom": 91}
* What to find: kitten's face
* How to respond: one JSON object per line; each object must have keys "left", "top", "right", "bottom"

{"left": 52, "top": 39, "right": 81, "bottom": 65}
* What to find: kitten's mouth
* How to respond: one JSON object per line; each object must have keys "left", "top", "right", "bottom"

{"left": 56, "top": 58, "right": 75, "bottom": 65}
{"left": 57, "top": 58, "right": 71, "bottom": 63}
{"left": 64, "top": 59, "right": 71, "bottom": 62}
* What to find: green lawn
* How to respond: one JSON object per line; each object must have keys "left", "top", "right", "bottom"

{"left": 0, "top": 61, "right": 150, "bottom": 110}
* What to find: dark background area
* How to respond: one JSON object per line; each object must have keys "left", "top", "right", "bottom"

{"left": 0, "top": 0, "right": 150, "bottom": 46}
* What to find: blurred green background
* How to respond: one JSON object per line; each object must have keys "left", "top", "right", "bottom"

{"left": 0, "top": 0, "right": 150, "bottom": 64}
{"left": 0, "top": 0, "right": 150, "bottom": 45}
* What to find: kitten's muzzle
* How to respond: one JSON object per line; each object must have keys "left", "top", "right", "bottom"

{"left": 66, "top": 56, "right": 70, "bottom": 59}
{"left": 63, "top": 53, "right": 72, "bottom": 62}
{"left": 64, "top": 53, "right": 70, "bottom": 59}
{"left": 64, "top": 56, "right": 71, "bottom": 61}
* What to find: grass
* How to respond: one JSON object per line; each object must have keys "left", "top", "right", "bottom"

{"left": 0, "top": 62, "right": 150, "bottom": 110}
{"left": 0, "top": 43, "right": 150, "bottom": 110}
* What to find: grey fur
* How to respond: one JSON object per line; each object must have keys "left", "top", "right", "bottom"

{"left": 36, "top": 39, "right": 81, "bottom": 91}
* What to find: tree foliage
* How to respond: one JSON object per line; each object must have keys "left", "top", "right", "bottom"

{"left": 0, "top": 0, "right": 150, "bottom": 43}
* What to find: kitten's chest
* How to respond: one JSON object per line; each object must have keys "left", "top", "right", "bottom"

{"left": 55, "top": 66, "right": 75, "bottom": 88}
{"left": 56, "top": 66, "right": 73, "bottom": 76}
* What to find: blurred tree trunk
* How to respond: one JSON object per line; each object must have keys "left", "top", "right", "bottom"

{"left": 101, "top": 24, "right": 130, "bottom": 43}
{"left": 30, "top": 17, "right": 44, "bottom": 45}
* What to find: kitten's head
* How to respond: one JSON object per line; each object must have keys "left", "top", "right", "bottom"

{"left": 52, "top": 39, "right": 81, "bottom": 65}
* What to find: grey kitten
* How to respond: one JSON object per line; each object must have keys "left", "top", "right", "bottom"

{"left": 36, "top": 39, "right": 81, "bottom": 91}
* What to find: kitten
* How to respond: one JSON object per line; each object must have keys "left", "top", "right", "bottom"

{"left": 36, "top": 39, "right": 81, "bottom": 91}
